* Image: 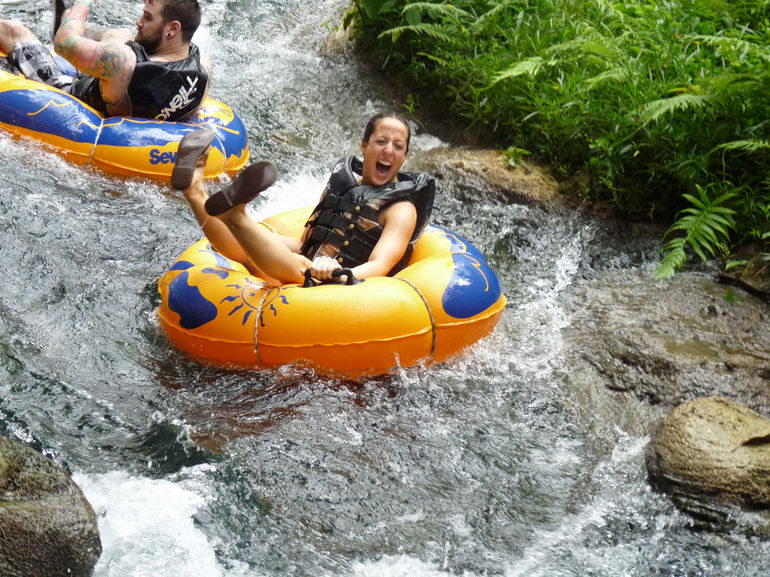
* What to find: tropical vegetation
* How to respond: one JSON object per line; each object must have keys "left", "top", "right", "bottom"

{"left": 344, "top": 0, "right": 770, "bottom": 277}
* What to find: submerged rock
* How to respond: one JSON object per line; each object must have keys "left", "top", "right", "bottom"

{"left": 0, "top": 435, "right": 101, "bottom": 577}
{"left": 562, "top": 271, "right": 770, "bottom": 413}
{"left": 646, "top": 397, "right": 770, "bottom": 535}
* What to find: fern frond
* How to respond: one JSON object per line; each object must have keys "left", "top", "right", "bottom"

{"left": 688, "top": 34, "right": 770, "bottom": 63}
{"left": 640, "top": 93, "right": 712, "bottom": 124}
{"left": 378, "top": 23, "right": 457, "bottom": 43}
{"left": 654, "top": 186, "right": 737, "bottom": 278}
{"left": 491, "top": 56, "right": 546, "bottom": 84}
{"left": 584, "top": 67, "right": 629, "bottom": 89}
{"left": 417, "top": 51, "right": 450, "bottom": 66}
{"left": 547, "top": 36, "right": 619, "bottom": 61}
{"left": 401, "top": 1, "right": 473, "bottom": 22}
{"left": 699, "top": 215, "right": 734, "bottom": 237}
{"left": 714, "top": 139, "right": 770, "bottom": 154}
{"left": 680, "top": 192, "right": 707, "bottom": 211}
{"left": 653, "top": 237, "right": 687, "bottom": 279}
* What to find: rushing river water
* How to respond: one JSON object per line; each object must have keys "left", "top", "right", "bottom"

{"left": 1, "top": 1, "right": 769, "bottom": 576}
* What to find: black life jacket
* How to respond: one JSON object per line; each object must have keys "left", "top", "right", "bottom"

{"left": 69, "top": 42, "right": 208, "bottom": 121}
{"left": 300, "top": 156, "right": 435, "bottom": 275}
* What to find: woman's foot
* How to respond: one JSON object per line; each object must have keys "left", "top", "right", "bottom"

{"left": 171, "top": 129, "right": 215, "bottom": 190}
{"left": 205, "top": 161, "right": 278, "bottom": 216}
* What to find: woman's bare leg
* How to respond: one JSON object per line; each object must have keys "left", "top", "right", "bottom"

{"left": 210, "top": 204, "right": 310, "bottom": 283}
{"left": 172, "top": 138, "right": 256, "bottom": 274}
{"left": 215, "top": 206, "right": 311, "bottom": 284}
{"left": 174, "top": 130, "right": 310, "bottom": 284}
{"left": 172, "top": 130, "right": 258, "bottom": 272}
{"left": 200, "top": 152, "right": 310, "bottom": 283}
{"left": 182, "top": 172, "right": 260, "bottom": 273}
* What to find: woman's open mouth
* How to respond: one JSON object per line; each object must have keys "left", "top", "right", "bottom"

{"left": 375, "top": 160, "right": 391, "bottom": 177}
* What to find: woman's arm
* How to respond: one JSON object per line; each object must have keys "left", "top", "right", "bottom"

{"left": 352, "top": 201, "right": 417, "bottom": 278}
{"left": 276, "top": 234, "right": 303, "bottom": 252}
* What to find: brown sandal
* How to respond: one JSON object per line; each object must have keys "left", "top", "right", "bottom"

{"left": 171, "top": 129, "right": 215, "bottom": 190}
{"left": 205, "top": 161, "right": 278, "bottom": 216}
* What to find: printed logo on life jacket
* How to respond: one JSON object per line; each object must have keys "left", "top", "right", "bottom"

{"left": 154, "top": 75, "right": 199, "bottom": 120}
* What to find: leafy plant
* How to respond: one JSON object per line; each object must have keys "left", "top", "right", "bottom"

{"left": 654, "top": 185, "right": 737, "bottom": 279}
{"left": 347, "top": 0, "right": 770, "bottom": 274}
{"left": 502, "top": 146, "right": 531, "bottom": 168}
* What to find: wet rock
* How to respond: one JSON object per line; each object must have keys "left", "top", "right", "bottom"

{"left": 0, "top": 435, "right": 101, "bottom": 577}
{"left": 561, "top": 271, "right": 770, "bottom": 535}
{"left": 646, "top": 397, "right": 770, "bottom": 535}
{"left": 562, "top": 271, "right": 770, "bottom": 413}
{"left": 410, "top": 147, "right": 560, "bottom": 206}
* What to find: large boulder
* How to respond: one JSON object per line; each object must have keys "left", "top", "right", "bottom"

{"left": 646, "top": 397, "right": 770, "bottom": 535}
{"left": 0, "top": 435, "right": 102, "bottom": 577}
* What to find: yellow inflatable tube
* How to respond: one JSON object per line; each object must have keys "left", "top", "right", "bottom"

{"left": 158, "top": 207, "right": 507, "bottom": 377}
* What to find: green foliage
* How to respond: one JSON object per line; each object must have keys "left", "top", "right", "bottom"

{"left": 491, "top": 57, "right": 547, "bottom": 84}
{"left": 348, "top": 0, "right": 770, "bottom": 275}
{"left": 654, "top": 185, "right": 737, "bottom": 279}
{"left": 356, "top": 0, "right": 399, "bottom": 18}
{"left": 640, "top": 94, "right": 713, "bottom": 124}
{"left": 503, "top": 146, "right": 531, "bottom": 168}
{"left": 716, "top": 139, "right": 770, "bottom": 154}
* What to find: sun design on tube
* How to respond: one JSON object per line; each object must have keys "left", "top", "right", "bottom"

{"left": 219, "top": 277, "right": 289, "bottom": 327}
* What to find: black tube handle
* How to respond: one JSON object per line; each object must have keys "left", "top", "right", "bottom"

{"left": 333, "top": 268, "right": 363, "bottom": 285}
{"left": 302, "top": 268, "right": 363, "bottom": 287}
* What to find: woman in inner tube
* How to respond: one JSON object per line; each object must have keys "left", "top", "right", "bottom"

{"left": 172, "top": 112, "right": 435, "bottom": 285}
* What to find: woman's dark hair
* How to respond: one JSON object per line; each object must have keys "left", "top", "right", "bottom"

{"left": 362, "top": 112, "right": 411, "bottom": 153}
{"left": 161, "top": 0, "right": 202, "bottom": 42}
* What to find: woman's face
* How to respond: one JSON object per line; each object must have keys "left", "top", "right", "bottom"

{"left": 360, "top": 117, "right": 409, "bottom": 186}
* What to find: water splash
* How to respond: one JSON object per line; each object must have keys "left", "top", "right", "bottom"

{"left": 76, "top": 469, "right": 226, "bottom": 577}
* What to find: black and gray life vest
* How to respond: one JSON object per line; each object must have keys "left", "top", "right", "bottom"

{"left": 300, "top": 156, "right": 435, "bottom": 275}
{"left": 70, "top": 42, "right": 208, "bottom": 121}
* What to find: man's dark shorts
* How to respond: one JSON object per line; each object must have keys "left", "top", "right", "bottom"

{"left": 7, "top": 42, "right": 73, "bottom": 91}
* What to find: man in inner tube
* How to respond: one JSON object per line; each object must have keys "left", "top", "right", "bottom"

{"left": 0, "top": 0, "right": 210, "bottom": 122}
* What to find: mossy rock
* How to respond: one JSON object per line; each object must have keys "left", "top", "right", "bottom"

{"left": 0, "top": 435, "right": 102, "bottom": 577}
